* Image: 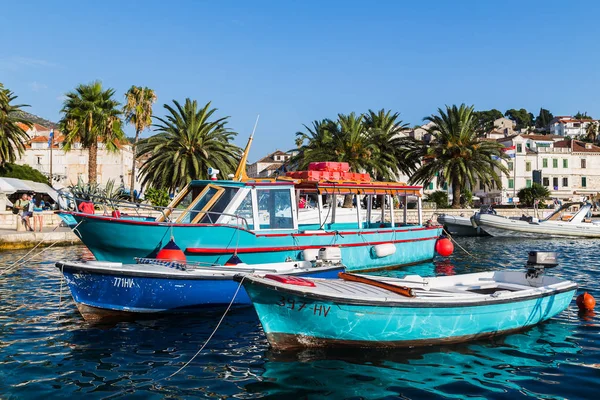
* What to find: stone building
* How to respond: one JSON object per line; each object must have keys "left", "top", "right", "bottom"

{"left": 15, "top": 122, "right": 141, "bottom": 189}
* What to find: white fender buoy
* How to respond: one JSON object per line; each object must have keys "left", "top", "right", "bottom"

{"left": 372, "top": 243, "right": 396, "bottom": 258}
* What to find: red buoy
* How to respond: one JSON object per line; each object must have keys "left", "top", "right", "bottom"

{"left": 156, "top": 239, "right": 186, "bottom": 262}
{"left": 576, "top": 292, "right": 596, "bottom": 311}
{"left": 225, "top": 254, "right": 243, "bottom": 265}
{"left": 435, "top": 237, "right": 454, "bottom": 257}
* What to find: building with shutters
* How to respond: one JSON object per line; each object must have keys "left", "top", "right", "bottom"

{"left": 14, "top": 122, "right": 141, "bottom": 189}
{"left": 474, "top": 134, "right": 600, "bottom": 204}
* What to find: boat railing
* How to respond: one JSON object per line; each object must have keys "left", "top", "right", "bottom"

{"left": 56, "top": 191, "right": 250, "bottom": 229}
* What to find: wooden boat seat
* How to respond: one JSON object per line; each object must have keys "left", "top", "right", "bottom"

{"left": 450, "top": 282, "right": 534, "bottom": 293}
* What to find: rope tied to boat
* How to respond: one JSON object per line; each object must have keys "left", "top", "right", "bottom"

{"left": 0, "top": 220, "right": 84, "bottom": 276}
{"left": 105, "top": 275, "right": 246, "bottom": 399}
{"left": 442, "top": 227, "right": 480, "bottom": 260}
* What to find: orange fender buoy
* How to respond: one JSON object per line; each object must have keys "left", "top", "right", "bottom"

{"left": 435, "top": 237, "right": 454, "bottom": 257}
{"left": 156, "top": 239, "right": 187, "bottom": 263}
{"left": 576, "top": 292, "right": 596, "bottom": 311}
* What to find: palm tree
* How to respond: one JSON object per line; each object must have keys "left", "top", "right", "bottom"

{"left": 409, "top": 104, "right": 509, "bottom": 208}
{"left": 585, "top": 122, "right": 598, "bottom": 143}
{"left": 59, "top": 81, "right": 125, "bottom": 184}
{"left": 333, "top": 112, "right": 375, "bottom": 172}
{"left": 292, "top": 119, "right": 338, "bottom": 169}
{"left": 0, "top": 83, "right": 31, "bottom": 165}
{"left": 363, "top": 108, "right": 419, "bottom": 181}
{"left": 137, "top": 99, "right": 241, "bottom": 191}
{"left": 124, "top": 86, "right": 157, "bottom": 200}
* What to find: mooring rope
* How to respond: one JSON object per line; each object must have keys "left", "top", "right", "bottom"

{"left": 0, "top": 220, "right": 83, "bottom": 276}
{"left": 105, "top": 276, "right": 246, "bottom": 399}
{"left": 442, "top": 227, "right": 480, "bottom": 259}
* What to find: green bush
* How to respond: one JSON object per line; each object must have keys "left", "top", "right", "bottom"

{"left": 144, "top": 187, "right": 171, "bottom": 207}
{"left": 0, "top": 163, "right": 49, "bottom": 184}
{"left": 425, "top": 190, "right": 449, "bottom": 209}
{"left": 461, "top": 188, "right": 473, "bottom": 207}
{"left": 517, "top": 183, "right": 550, "bottom": 207}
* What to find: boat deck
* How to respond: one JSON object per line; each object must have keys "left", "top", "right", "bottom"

{"left": 244, "top": 271, "right": 577, "bottom": 306}
{"left": 56, "top": 260, "right": 340, "bottom": 279}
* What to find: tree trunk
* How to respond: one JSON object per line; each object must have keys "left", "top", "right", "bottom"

{"left": 130, "top": 129, "right": 140, "bottom": 201}
{"left": 343, "top": 194, "right": 353, "bottom": 208}
{"left": 451, "top": 180, "right": 461, "bottom": 208}
{"left": 88, "top": 141, "right": 98, "bottom": 184}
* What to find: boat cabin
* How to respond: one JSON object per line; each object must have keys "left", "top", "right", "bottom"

{"left": 158, "top": 177, "right": 424, "bottom": 232}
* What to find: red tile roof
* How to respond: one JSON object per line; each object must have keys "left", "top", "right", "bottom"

{"left": 520, "top": 134, "right": 563, "bottom": 140}
{"left": 33, "top": 123, "right": 50, "bottom": 132}
{"left": 17, "top": 122, "right": 31, "bottom": 131}
{"left": 553, "top": 139, "right": 600, "bottom": 152}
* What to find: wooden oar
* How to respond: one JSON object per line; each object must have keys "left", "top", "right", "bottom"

{"left": 338, "top": 272, "right": 415, "bottom": 298}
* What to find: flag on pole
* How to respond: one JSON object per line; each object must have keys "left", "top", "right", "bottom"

{"left": 503, "top": 146, "right": 516, "bottom": 158}
{"left": 48, "top": 129, "right": 54, "bottom": 148}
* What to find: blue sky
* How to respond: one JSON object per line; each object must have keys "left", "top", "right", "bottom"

{"left": 2, "top": 0, "right": 600, "bottom": 161}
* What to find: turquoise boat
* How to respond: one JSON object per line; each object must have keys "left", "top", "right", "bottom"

{"left": 59, "top": 155, "right": 442, "bottom": 272}
{"left": 239, "top": 252, "right": 577, "bottom": 349}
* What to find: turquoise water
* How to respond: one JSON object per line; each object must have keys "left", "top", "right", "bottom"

{"left": 0, "top": 238, "right": 598, "bottom": 399}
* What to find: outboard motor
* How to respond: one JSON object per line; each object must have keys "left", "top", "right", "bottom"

{"left": 314, "top": 247, "right": 343, "bottom": 266}
{"left": 526, "top": 251, "right": 558, "bottom": 278}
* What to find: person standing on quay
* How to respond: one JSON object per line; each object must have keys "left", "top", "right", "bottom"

{"left": 32, "top": 196, "right": 45, "bottom": 232}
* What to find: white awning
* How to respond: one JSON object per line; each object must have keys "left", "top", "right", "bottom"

{"left": 0, "top": 177, "right": 59, "bottom": 201}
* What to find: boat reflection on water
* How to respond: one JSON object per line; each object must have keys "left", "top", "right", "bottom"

{"left": 246, "top": 318, "right": 581, "bottom": 399}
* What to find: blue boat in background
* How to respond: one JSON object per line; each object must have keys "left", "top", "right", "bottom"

{"left": 56, "top": 257, "right": 344, "bottom": 322}
{"left": 239, "top": 252, "right": 577, "bottom": 350}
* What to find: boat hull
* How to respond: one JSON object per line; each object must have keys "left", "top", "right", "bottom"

{"left": 58, "top": 263, "right": 343, "bottom": 322}
{"left": 475, "top": 213, "right": 600, "bottom": 238}
{"left": 62, "top": 212, "right": 441, "bottom": 271}
{"left": 437, "top": 214, "right": 487, "bottom": 236}
{"left": 244, "top": 281, "right": 575, "bottom": 350}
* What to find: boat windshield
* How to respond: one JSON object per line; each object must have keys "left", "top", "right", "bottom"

{"left": 543, "top": 202, "right": 581, "bottom": 222}
{"left": 257, "top": 188, "right": 293, "bottom": 229}
{"left": 177, "top": 185, "right": 239, "bottom": 224}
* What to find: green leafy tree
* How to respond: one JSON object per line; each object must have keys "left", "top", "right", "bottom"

{"left": 0, "top": 163, "right": 49, "bottom": 183}
{"left": 504, "top": 108, "right": 534, "bottom": 131}
{"left": 59, "top": 81, "right": 125, "bottom": 184}
{"left": 137, "top": 99, "right": 241, "bottom": 191}
{"left": 574, "top": 111, "right": 593, "bottom": 120}
{"left": 517, "top": 183, "right": 550, "bottom": 207}
{"left": 535, "top": 108, "right": 554, "bottom": 131}
{"left": 409, "top": 104, "right": 509, "bottom": 208}
{"left": 124, "top": 86, "right": 157, "bottom": 201}
{"left": 0, "top": 83, "right": 31, "bottom": 165}
{"left": 472, "top": 109, "right": 503, "bottom": 134}
{"left": 424, "top": 190, "right": 449, "bottom": 209}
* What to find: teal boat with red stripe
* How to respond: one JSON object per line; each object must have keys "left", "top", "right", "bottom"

{"left": 59, "top": 149, "right": 443, "bottom": 272}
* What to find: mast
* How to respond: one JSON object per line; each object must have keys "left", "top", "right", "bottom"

{"left": 49, "top": 129, "right": 54, "bottom": 185}
{"left": 234, "top": 115, "right": 260, "bottom": 181}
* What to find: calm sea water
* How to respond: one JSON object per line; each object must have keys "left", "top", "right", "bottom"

{"left": 0, "top": 239, "right": 599, "bottom": 399}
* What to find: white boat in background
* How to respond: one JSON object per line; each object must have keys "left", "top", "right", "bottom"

{"left": 437, "top": 213, "right": 487, "bottom": 236}
{"left": 473, "top": 202, "right": 600, "bottom": 238}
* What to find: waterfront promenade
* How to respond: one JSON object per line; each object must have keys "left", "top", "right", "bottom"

{"left": 0, "top": 226, "right": 79, "bottom": 250}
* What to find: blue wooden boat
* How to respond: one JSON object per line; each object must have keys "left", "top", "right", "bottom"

{"left": 56, "top": 258, "right": 344, "bottom": 322}
{"left": 238, "top": 252, "right": 577, "bottom": 349}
